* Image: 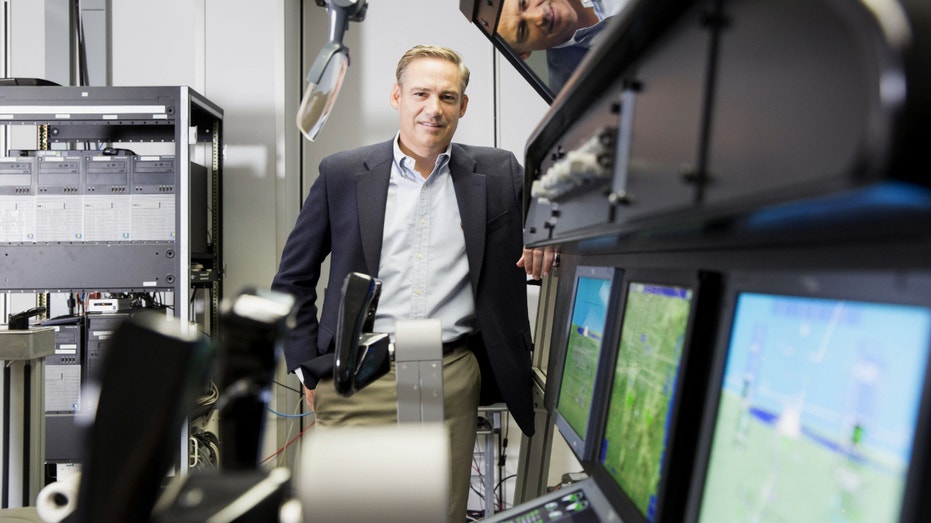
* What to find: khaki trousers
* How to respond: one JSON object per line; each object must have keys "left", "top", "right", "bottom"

{"left": 314, "top": 345, "right": 481, "bottom": 523}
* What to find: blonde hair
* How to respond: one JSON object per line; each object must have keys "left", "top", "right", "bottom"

{"left": 395, "top": 45, "right": 470, "bottom": 93}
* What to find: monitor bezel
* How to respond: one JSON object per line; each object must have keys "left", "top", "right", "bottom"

{"left": 684, "top": 269, "right": 931, "bottom": 523}
{"left": 586, "top": 268, "right": 721, "bottom": 523}
{"left": 552, "top": 264, "right": 624, "bottom": 464}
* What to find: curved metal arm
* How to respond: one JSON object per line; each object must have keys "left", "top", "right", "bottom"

{"left": 297, "top": 0, "right": 368, "bottom": 140}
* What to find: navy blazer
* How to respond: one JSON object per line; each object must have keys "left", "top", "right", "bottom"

{"left": 272, "top": 139, "right": 535, "bottom": 436}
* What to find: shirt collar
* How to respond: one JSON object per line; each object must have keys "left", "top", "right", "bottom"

{"left": 392, "top": 133, "right": 452, "bottom": 180}
{"left": 554, "top": 16, "right": 611, "bottom": 49}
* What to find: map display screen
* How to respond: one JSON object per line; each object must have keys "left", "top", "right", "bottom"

{"left": 599, "top": 282, "right": 694, "bottom": 520}
{"left": 698, "top": 292, "right": 931, "bottom": 522}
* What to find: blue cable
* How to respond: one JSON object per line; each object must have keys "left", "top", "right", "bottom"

{"left": 266, "top": 407, "right": 313, "bottom": 418}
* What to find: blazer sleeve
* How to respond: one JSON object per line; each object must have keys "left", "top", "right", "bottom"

{"left": 271, "top": 161, "right": 334, "bottom": 386}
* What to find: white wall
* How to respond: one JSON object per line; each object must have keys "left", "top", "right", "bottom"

{"left": 6, "top": 1, "right": 47, "bottom": 78}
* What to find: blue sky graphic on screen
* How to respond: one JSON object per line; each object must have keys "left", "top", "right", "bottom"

{"left": 557, "top": 276, "right": 612, "bottom": 440}
{"left": 699, "top": 293, "right": 931, "bottom": 522}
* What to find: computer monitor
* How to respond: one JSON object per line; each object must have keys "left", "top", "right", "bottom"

{"left": 553, "top": 265, "right": 622, "bottom": 462}
{"left": 689, "top": 271, "right": 931, "bottom": 523}
{"left": 591, "top": 269, "right": 717, "bottom": 522}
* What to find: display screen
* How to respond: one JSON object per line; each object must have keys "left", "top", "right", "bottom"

{"left": 698, "top": 292, "right": 931, "bottom": 522}
{"left": 599, "top": 282, "right": 694, "bottom": 521}
{"left": 556, "top": 271, "right": 615, "bottom": 445}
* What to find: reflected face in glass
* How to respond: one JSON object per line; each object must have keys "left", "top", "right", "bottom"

{"left": 497, "top": 0, "right": 587, "bottom": 57}
{"left": 390, "top": 57, "right": 469, "bottom": 160}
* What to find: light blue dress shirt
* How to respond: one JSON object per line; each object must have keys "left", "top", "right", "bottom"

{"left": 371, "top": 135, "right": 477, "bottom": 343}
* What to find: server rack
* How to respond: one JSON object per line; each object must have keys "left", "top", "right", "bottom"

{"left": 0, "top": 85, "right": 223, "bottom": 475}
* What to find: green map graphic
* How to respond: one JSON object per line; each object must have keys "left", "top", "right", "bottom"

{"left": 558, "top": 324, "right": 604, "bottom": 438}
{"left": 600, "top": 284, "right": 692, "bottom": 520}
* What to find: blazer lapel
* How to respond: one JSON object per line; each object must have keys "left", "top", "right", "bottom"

{"left": 356, "top": 141, "right": 393, "bottom": 277}
{"left": 450, "top": 144, "right": 486, "bottom": 288}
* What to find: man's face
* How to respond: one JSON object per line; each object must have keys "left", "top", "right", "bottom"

{"left": 390, "top": 57, "right": 468, "bottom": 159}
{"left": 497, "top": 0, "right": 583, "bottom": 57}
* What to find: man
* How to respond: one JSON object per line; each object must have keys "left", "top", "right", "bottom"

{"left": 272, "top": 45, "right": 555, "bottom": 522}
{"left": 497, "top": 0, "right": 628, "bottom": 92}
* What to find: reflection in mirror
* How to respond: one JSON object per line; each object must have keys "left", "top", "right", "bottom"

{"left": 495, "top": 0, "right": 629, "bottom": 96}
